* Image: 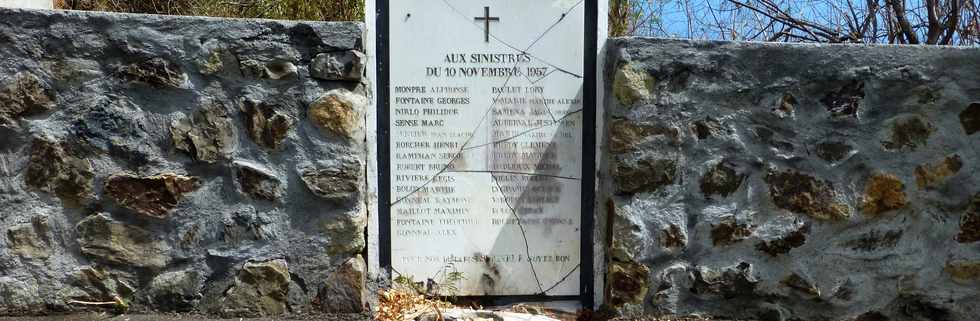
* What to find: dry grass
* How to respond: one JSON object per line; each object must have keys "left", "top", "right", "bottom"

{"left": 55, "top": 0, "right": 364, "bottom": 21}
{"left": 375, "top": 287, "right": 453, "bottom": 321}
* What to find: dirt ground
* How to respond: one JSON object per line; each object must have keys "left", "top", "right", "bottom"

{"left": 0, "top": 313, "right": 373, "bottom": 321}
{"left": 0, "top": 313, "right": 745, "bottom": 321}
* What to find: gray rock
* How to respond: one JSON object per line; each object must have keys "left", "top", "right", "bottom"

{"left": 0, "top": 277, "right": 44, "bottom": 315}
{"left": 219, "top": 259, "right": 290, "bottom": 317}
{"left": 66, "top": 266, "right": 136, "bottom": 311}
{"left": 171, "top": 100, "right": 237, "bottom": 163}
{"left": 145, "top": 269, "right": 205, "bottom": 312}
{"left": 310, "top": 50, "right": 365, "bottom": 81}
{"left": 0, "top": 71, "right": 54, "bottom": 128}
{"left": 6, "top": 216, "right": 52, "bottom": 259}
{"left": 240, "top": 60, "right": 297, "bottom": 80}
{"left": 298, "top": 159, "right": 361, "bottom": 203}
{"left": 322, "top": 213, "right": 367, "bottom": 257}
{"left": 233, "top": 161, "right": 283, "bottom": 201}
{"left": 76, "top": 214, "right": 170, "bottom": 269}
{"left": 116, "top": 57, "right": 188, "bottom": 89}
{"left": 240, "top": 98, "right": 294, "bottom": 150}
{"left": 317, "top": 255, "right": 366, "bottom": 313}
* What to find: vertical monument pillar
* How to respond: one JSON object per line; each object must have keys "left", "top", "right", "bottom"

{"left": 377, "top": 0, "right": 597, "bottom": 304}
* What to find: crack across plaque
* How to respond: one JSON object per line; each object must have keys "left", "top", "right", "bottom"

{"left": 390, "top": 3, "right": 584, "bottom": 204}
{"left": 392, "top": 0, "right": 587, "bottom": 295}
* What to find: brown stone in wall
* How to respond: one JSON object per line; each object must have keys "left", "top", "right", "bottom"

{"left": 766, "top": 170, "right": 850, "bottom": 221}
{"left": 608, "top": 120, "right": 679, "bottom": 153}
{"left": 773, "top": 93, "right": 797, "bottom": 117}
{"left": 612, "top": 64, "right": 654, "bottom": 107}
{"left": 317, "top": 255, "right": 366, "bottom": 313}
{"left": 840, "top": 229, "right": 903, "bottom": 252}
{"left": 233, "top": 161, "right": 283, "bottom": 201}
{"left": 171, "top": 101, "right": 237, "bottom": 163}
{"left": 701, "top": 161, "right": 745, "bottom": 198}
{"left": 692, "top": 117, "right": 725, "bottom": 140}
{"left": 883, "top": 115, "right": 935, "bottom": 151}
{"left": 861, "top": 173, "right": 908, "bottom": 216}
{"left": 219, "top": 259, "right": 290, "bottom": 317}
{"left": 961, "top": 103, "right": 980, "bottom": 135}
{"left": 116, "top": 58, "right": 187, "bottom": 88}
{"left": 309, "top": 92, "right": 361, "bottom": 138}
{"left": 914, "top": 155, "right": 962, "bottom": 190}
{"left": 614, "top": 158, "right": 677, "bottom": 194}
{"left": 240, "top": 99, "right": 293, "bottom": 150}
{"left": 956, "top": 193, "right": 980, "bottom": 243}
{"left": 820, "top": 80, "right": 864, "bottom": 117}
{"left": 945, "top": 260, "right": 980, "bottom": 282}
{"left": 755, "top": 224, "right": 809, "bottom": 256}
{"left": 690, "top": 262, "right": 758, "bottom": 299}
{"left": 660, "top": 224, "right": 686, "bottom": 249}
{"left": 781, "top": 273, "right": 820, "bottom": 296}
{"left": 104, "top": 173, "right": 200, "bottom": 218}
{"left": 0, "top": 72, "right": 54, "bottom": 128}
{"left": 607, "top": 260, "right": 650, "bottom": 307}
{"left": 814, "top": 141, "right": 854, "bottom": 163}
{"left": 299, "top": 160, "right": 361, "bottom": 203}
{"left": 24, "top": 136, "right": 95, "bottom": 207}
{"left": 711, "top": 218, "right": 753, "bottom": 246}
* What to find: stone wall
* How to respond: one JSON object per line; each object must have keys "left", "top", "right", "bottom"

{"left": 603, "top": 38, "right": 980, "bottom": 320}
{"left": 0, "top": 8, "right": 368, "bottom": 316}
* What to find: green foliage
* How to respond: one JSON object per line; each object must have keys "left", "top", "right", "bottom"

{"left": 433, "top": 263, "right": 465, "bottom": 299}
{"left": 57, "top": 0, "right": 365, "bottom": 21}
{"left": 393, "top": 274, "right": 426, "bottom": 294}
{"left": 393, "top": 263, "right": 466, "bottom": 300}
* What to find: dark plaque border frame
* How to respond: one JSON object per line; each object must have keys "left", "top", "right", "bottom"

{"left": 376, "top": 0, "right": 598, "bottom": 309}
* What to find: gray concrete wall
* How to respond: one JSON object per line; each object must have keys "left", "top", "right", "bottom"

{"left": 603, "top": 38, "right": 980, "bottom": 320}
{"left": 0, "top": 8, "right": 369, "bottom": 317}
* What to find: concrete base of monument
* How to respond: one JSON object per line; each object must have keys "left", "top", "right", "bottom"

{"left": 416, "top": 309, "right": 562, "bottom": 321}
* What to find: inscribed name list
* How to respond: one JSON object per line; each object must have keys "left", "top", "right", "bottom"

{"left": 388, "top": 0, "right": 585, "bottom": 296}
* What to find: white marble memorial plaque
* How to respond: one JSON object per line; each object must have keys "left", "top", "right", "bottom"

{"left": 387, "top": 0, "right": 585, "bottom": 296}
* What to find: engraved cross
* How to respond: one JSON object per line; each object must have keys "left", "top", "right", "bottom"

{"left": 474, "top": 6, "right": 500, "bottom": 43}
